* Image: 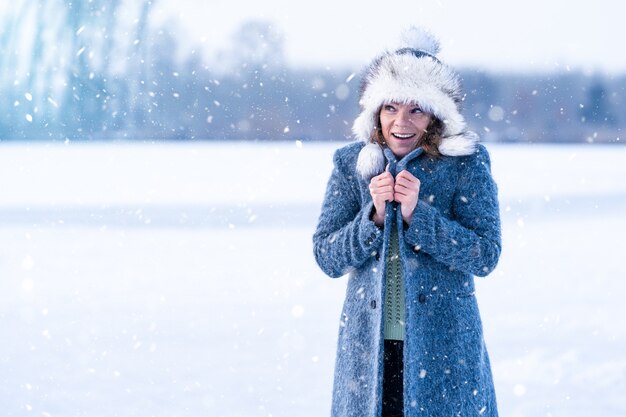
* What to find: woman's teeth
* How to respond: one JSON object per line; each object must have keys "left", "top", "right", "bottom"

{"left": 392, "top": 133, "right": 416, "bottom": 139}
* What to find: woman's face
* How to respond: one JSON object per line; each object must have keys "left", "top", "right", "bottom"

{"left": 379, "top": 102, "right": 432, "bottom": 158}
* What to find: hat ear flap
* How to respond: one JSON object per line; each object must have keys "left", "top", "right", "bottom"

{"left": 352, "top": 109, "right": 375, "bottom": 142}
{"left": 438, "top": 131, "right": 479, "bottom": 156}
{"left": 356, "top": 143, "right": 385, "bottom": 180}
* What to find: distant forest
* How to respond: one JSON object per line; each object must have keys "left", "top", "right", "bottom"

{"left": 1, "top": 1, "right": 623, "bottom": 143}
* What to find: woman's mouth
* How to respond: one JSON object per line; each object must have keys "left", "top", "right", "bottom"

{"left": 392, "top": 133, "right": 416, "bottom": 139}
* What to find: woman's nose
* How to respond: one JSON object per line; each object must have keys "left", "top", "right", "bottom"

{"left": 395, "top": 109, "right": 411, "bottom": 125}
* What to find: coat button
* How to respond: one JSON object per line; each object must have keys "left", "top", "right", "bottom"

{"left": 418, "top": 293, "right": 426, "bottom": 304}
{"left": 371, "top": 300, "right": 377, "bottom": 309}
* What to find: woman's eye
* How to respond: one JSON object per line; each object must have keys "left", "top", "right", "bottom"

{"left": 384, "top": 105, "right": 396, "bottom": 112}
{"left": 411, "top": 107, "right": 423, "bottom": 114}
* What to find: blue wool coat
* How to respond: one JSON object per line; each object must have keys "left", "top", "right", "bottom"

{"left": 313, "top": 141, "right": 501, "bottom": 417}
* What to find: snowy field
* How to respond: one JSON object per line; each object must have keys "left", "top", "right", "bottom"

{"left": 1, "top": 141, "right": 625, "bottom": 417}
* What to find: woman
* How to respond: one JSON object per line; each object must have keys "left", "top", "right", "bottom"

{"left": 313, "top": 27, "right": 502, "bottom": 417}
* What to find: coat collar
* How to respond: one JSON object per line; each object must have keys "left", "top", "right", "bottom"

{"left": 383, "top": 146, "right": 424, "bottom": 176}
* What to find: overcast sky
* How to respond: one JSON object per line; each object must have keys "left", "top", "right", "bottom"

{"left": 156, "top": 0, "right": 622, "bottom": 74}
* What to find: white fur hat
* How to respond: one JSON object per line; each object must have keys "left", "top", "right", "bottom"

{"left": 353, "top": 26, "right": 478, "bottom": 179}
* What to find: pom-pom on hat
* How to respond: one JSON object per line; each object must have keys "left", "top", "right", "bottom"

{"left": 353, "top": 26, "right": 478, "bottom": 179}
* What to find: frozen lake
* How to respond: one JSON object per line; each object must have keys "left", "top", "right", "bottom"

{"left": 1, "top": 141, "right": 625, "bottom": 416}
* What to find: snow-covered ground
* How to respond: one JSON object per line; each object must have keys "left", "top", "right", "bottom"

{"left": 1, "top": 141, "right": 625, "bottom": 417}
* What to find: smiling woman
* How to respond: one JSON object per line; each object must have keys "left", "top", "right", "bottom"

{"left": 377, "top": 103, "right": 435, "bottom": 159}
{"left": 313, "top": 26, "right": 502, "bottom": 417}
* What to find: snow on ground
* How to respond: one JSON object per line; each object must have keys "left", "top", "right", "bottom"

{"left": 0, "top": 141, "right": 625, "bottom": 416}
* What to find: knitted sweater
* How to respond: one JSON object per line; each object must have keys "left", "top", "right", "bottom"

{"left": 384, "top": 214, "right": 405, "bottom": 341}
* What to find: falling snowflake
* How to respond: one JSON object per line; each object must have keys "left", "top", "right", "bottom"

{"left": 513, "top": 384, "right": 527, "bottom": 396}
{"left": 291, "top": 305, "right": 305, "bottom": 318}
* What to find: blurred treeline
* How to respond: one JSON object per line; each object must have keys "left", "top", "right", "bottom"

{"left": 0, "top": 0, "right": 622, "bottom": 143}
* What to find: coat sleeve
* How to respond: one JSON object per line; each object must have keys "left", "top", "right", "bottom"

{"left": 312, "top": 148, "right": 384, "bottom": 278}
{"left": 404, "top": 145, "right": 502, "bottom": 277}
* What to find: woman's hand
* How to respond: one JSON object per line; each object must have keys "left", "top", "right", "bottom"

{"left": 394, "top": 169, "right": 421, "bottom": 225}
{"left": 369, "top": 168, "right": 394, "bottom": 227}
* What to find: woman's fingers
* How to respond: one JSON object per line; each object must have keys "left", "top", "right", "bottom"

{"left": 370, "top": 169, "right": 422, "bottom": 203}
{"left": 396, "top": 169, "right": 417, "bottom": 180}
{"left": 370, "top": 172, "right": 395, "bottom": 194}
{"left": 395, "top": 170, "right": 420, "bottom": 186}
{"left": 373, "top": 171, "right": 394, "bottom": 185}
{"left": 394, "top": 182, "right": 419, "bottom": 194}
{"left": 370, "top": 183, "right": 394, "bottom": 193}
{"left": 371, "top": 189, "right": 394, "bottom": 203}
